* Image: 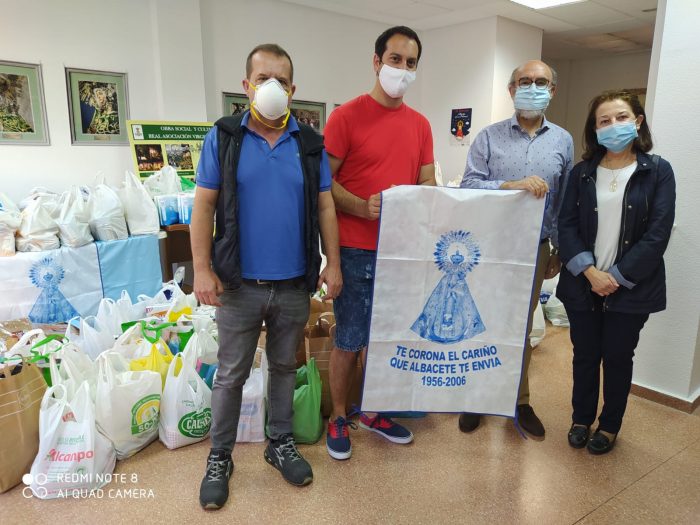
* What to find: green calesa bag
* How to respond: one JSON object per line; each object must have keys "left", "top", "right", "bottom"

{"left": 292, "top": 357, "right": 323, "bottom": 444}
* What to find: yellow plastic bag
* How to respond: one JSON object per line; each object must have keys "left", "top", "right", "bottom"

{"left": 130, "top": 340, "right": 173, "bottom": 389}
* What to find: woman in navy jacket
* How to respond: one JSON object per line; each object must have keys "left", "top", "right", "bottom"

{"left": 557, "top": 90, "right": 675, "bottom": 454}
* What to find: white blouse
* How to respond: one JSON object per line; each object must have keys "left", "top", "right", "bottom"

{"left": 594, "top": 162, "right": 637, "bottom": 271}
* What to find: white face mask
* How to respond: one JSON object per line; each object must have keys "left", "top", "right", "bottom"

{"left": 251, "top": 78, "right": 290, "bottom": 120}
{"left": 378, "top": 64, "right": 416, "bottom": 99}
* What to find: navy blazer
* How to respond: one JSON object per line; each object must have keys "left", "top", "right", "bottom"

{"left": 556, "top": 151, "right": 676, "bottom": 314}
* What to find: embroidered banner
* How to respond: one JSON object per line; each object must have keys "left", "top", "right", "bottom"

{"left": 0, "top": 235, "right": 162, "bottom": 323}
{"left": 361, "top": 186, "right": 546, "bottom": 416}
{"left": 0, "top": 243, "right": 102, "bottom": 323}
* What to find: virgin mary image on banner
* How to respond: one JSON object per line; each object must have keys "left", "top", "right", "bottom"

{"left": 411, "top": 230, "right": 485, "bottom": 344}
{"left": 28, "top": 257, "right": 79, "bottom": 323}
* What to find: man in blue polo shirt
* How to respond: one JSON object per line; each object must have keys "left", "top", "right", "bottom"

{"left": 191, "top": 43, "right": 342, "bottom": 511}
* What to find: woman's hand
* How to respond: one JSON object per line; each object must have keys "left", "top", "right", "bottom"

{"left": 583, "top": 266, "right": 619, "bottom": 296}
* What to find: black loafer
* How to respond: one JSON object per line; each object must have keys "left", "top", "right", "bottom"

{"left": 517, "top": 404, "right": 545, "bottom": 437}
{"left": 567, "top": 424, "right": 590, "bottom": 449}
{"left": 458, "top": 413, "right": 481, "bottom": 433}
{"left": 587, "top": 429, "right": 617, "bottom": 455}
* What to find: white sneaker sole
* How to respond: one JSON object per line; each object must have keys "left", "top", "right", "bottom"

{"left": 326, "top": 443, "right": 352, "bottom": 460}
{"left": 359, "top": 422, "right": 414, "bottom": 444}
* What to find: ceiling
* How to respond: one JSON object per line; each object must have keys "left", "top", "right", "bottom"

{"left": 278, "top": 0, "right": 657, "bottom": 59}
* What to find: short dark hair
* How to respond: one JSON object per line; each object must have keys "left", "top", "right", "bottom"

{"left": 375, "top": 26, "right": 422, "bottom": 62}
{"left": 582, "top": 89, "right": 653, "bottom": 160}
{"left": 245, "top": 43, "right": 294, "bottom": 82}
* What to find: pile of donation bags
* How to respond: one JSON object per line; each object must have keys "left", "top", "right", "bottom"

{"left": 1, "top": 282, "right": 234, "bottom": 497}
{"left": 0, "top": 165, "right": 195, "bottom": 258}
{"left": 0, "top": 283, "right": 340, "bottom": 497}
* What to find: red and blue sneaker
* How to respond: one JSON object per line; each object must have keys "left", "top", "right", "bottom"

{"left": 358, "top": 412, "right": 414, "bottom": 444}
{"left": 326, "top": 416, "right": 356, "bottom": 460}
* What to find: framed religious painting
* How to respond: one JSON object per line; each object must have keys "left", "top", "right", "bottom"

{"left": 0, "top": 60, "right": 50, "bottom": 145}
{"left": 222, "top": 92, "right": 249, "bottom": 117}
{"left": 65, "top": 67, "right": 129, "bottom": 145}
{"left": 290, "top": 99, "right": 326, "bottom": 132}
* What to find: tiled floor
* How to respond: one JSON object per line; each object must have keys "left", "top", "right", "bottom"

{"left": 2, "top": 325, "right": 699, "bottom": 524}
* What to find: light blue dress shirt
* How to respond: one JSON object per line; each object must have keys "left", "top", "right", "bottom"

{"left": 460, "top": 114, "right": 574, "bottom": 247}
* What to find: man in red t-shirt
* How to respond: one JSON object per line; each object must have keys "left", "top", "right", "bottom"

{"left": 323, "top": 25, "right": 435, "bottom": 461}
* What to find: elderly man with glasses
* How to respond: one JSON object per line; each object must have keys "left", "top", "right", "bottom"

{"left": 459, "top": 59, "right": 574, "bottom": 438}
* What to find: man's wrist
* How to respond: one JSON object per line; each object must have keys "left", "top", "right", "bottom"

{"left": 194, "top": 262, "right": 212, "bottom": 273}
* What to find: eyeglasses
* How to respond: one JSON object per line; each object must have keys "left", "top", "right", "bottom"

{"left": 517, "top": 77, "right": 551, "bottom": 89}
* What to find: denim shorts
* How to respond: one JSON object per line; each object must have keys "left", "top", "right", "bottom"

{"left": 333, "top": 247, "right": 376, "bottom": 352}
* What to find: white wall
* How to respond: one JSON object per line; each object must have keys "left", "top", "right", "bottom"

{"left": 632, "top": 0, "right": 700, "bottom": 403}
{"left": 419, "top": 17, "right": 497, "bottom": 185}
{"left": 0, "top": 0, "right": 207, "bottom": 203}
{"left": 420, "top": 16, "right": 543, "bottom": 184}
{"left": 150, "top": 0, "right": 207, "bottom": 121}
{"left": 492, "top": 17, "right": 543, "bottom": 123}
{"left": 199, "top": 0, "right": 393, "bottom": 124}
{"left": 2, "top": 0, "right": 545, "bottom": 201}
{"left": 543, "top": 57, "right": 571, "bottom": 132}
{"left": 545, "top": 52, "right": 652, "bottom": 161}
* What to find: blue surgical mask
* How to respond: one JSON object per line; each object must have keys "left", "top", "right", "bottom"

{"left": 596, "top": 122, "right": 638, "bottom": 153}
{"left": 513, "top": 84, "right": 551, "bottom": 111}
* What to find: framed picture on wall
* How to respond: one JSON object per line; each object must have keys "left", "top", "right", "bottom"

{"left": 0, "top": 60, "right": 50, "bottom": 145}
{"left": 65, "top": 68, "right": 129, "bottom": 145}
{"left": 222, "top": 92, "right": 249, "bottom": 117}
{"left": 291, "top": 99, "right": 326, "bottom": 132}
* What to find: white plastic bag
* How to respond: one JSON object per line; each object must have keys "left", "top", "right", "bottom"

{"left": 88, "top": 184, "right": 128, "bottom": 241}
{"left": 115, "top": 290, "right": 149, "bottom": 323}
{"left": 95, "top": 352, "right": 162, "bottom": 460}
{"left": 56, "top": 186, "right": 93, "bottom": 248}
{"left": 540, "top": 275, "right": 558, "bottom": 305}
{"left": 16, "top": 196, "right": 60, "bottom": 252}
{"left": 182, "top": 316, "right": 218, "bottom": 366}
{"left": 237, "top": 349, "right": 265, "bottom": 443}
{"left": 18, "top": 187, "right": 58, "bottom": 212}
{"left": 95, "top": 297, "right": 123, "bottom": 339}
{"left": 29, "top": 382, "right": 116, "bottom": 499}
{"left": 0, "top": 191, "right": 21, "bottom": 256}
{"left": 118, "top": 171, "right": 160, "bottom": 235}
{"left": 143, "top": 166, "right": 182, "bottom": 198}
{"left": 49, "top": 346, "right": 97, "bottom": 402}
{"left": 544, "top": 295, "right": 570, "bottom": 327}
{"left": 139, "top": 281, "right": 185, "bottom": 318}
{"left": 159, "top": 353, "right": 212, "bottom": 449}
{"left": 111, "top": 323, "right": 153, "bottom": 361}
{"left": 7, "top": 329, "right": 47, "bottom": 358}
{"left": 65, "top": 316, "right": 114, "bottom": 360}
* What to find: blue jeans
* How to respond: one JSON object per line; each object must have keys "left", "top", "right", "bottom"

{"left": 333, "top": 248, "right": 376, "bottom": 352}
{"left": 210, "top": 277, "right": 309, "bottom": 452}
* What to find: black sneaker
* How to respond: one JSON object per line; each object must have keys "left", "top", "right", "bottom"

{"left": 264, "top": 433, "right": 313, "bottom": 486}
{"left": 199, "top": 448, "right": 233, "bottom": 510}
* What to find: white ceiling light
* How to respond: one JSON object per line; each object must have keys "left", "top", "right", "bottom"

{"left": 509, "top": 0, "right": 588, "bottom": 9}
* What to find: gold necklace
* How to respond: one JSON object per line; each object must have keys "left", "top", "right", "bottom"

{"left": 602, "top": 155, "right": 634, "bottom": 192}
{"left": 609, "top": 168, "right": 621, "bottom": 192}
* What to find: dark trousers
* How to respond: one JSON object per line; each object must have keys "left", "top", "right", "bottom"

{"left": 210, "top": 278, "right": 309, "bottom": 452}
{"left": 565, "top": 294, "right": 648, "bottom": 433}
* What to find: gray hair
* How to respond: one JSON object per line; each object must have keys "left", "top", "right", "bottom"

{"left": 508, "top": 62, "right": 558, "bottom": 87}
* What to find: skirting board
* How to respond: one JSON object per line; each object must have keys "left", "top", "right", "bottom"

{"left": 630, "top": 383, "right": 700, "bottom": 413}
